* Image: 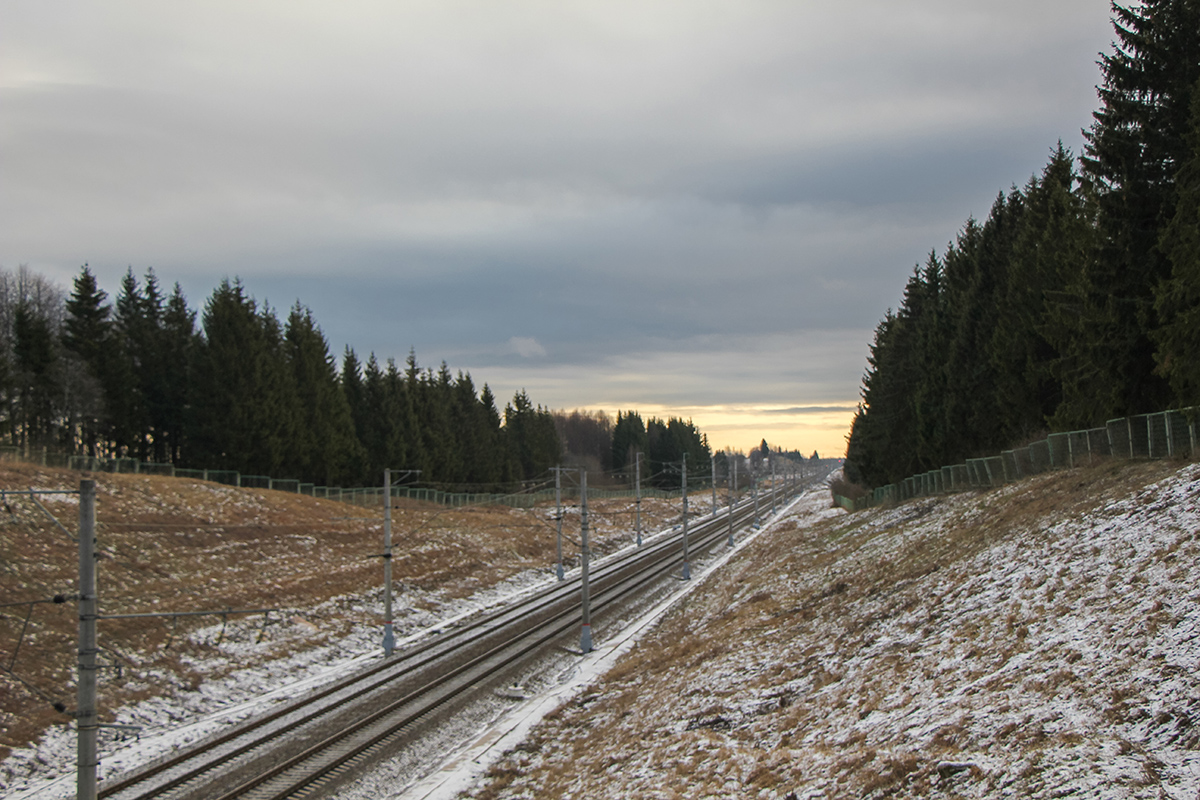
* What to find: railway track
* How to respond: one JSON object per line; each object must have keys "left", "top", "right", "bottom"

{"left": 100, "top": 473, "right": 828, "bottom": 800}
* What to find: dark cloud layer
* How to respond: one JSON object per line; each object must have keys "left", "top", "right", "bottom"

{"left": 0, "top": 1, "right": 1113, "bottom": 452}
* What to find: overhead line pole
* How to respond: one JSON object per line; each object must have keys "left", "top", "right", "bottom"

{"left": 752, "top": 464, "right": 760, "bottom": 528}
{"left": 681, "top": 454, "right": 690, "bottom": 580}
{"left": 381, "top": 468, "right": 419, "bottom": 657}
{"left": 382, "top": 468, "right": 394, "bottom": 657}
{"left": 634, "top": 452, "right": 643, "bottom": 547}
{"left": 771, "top": 458, "right": 777, "bottom": 515}
{"left": 579, "top": 469, "right": 592, "bottom": 653}
{"left": 552, "top": 466, "right": 566, "bottom": 580}
{"left": 77, "top": 479, "right": 97, "bottom": 800}
{"left": 727, "top": 454, "right": 736, "bottom": 547}
{"left": 711, "top": 456, "right": 716, "bottom": 516}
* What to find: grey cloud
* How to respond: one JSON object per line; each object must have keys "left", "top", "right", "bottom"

{"left": 0, "top": 1, "right": 1116, "bottom": 450}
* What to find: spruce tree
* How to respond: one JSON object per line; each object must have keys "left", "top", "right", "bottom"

{"left": 62, "top": 266, "right": 113, "bottom": 456}
{"left": 1081, "top": 0, "right": 1200, "bottom": 418}
{"left": 1153, "top": 78, "right": 1200, "bottom": 405}
{"left": 188, "top": 280, "right": 298, "bottom": 475}
{"left": 285, "top": 304, "right": 362, "bottom": 484}
{"left": 12, "top": 303, "right": 58, "bottom": 452}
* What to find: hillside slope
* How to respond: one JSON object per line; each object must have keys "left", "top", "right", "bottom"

{"left": 0, "top": 461, "right": 695, "bottom": 774}
{"left": 467, "top": 459, "right": 1200, "bottom": 799}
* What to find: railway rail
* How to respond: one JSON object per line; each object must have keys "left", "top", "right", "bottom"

{"left": 100, "top": 472, "right": 828, "bottom": 800}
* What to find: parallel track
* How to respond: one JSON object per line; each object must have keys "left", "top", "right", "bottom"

{"left": 101, "top": 475, "right": 826, "bottom": 800}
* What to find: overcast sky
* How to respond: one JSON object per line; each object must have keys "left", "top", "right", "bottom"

{"left": 1, "top": 1, "right": 1115, "bottom": 456}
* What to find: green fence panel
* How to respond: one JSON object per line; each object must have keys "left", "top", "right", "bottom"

{"left": 983, "top": 457, "right": 1004, "bottom": 486}
{"left": 140, "top": 462, "right": 175, "bottom": 476}
{"left": 1065, "top": 431, "right": 1088, "bottom": 467}
{"left": 1107, "top": 418, "right": 1132, "bottom": 458}
{"left": 269, "top": 478, "right": 300, "bottom": 493}
{"left": 1130, "top": 415, "right": 1152, "bottom": 458}
{"left": 1087, "top": 428, "right": 1112, "bottom": 458}
{"left": 1164, "top": 410, "right": 1189, "bottom": 457}
{"left": 1028, "top": 440, "right": 1050, "bottom": 473}
{"left": 1046, "top": 433, "right": 1069, "bottom": 468}
{"left": 241, "top": 474, "right": 271, "bottom": 489}
{"left": 1014, "top": 447, "right": 1033, "bottom": 478}
{"left": 1001, "top": 451, "right": 1018, "bottom": 482}
{"left": 209, "top": 470, "right": 241, "bottom": 486}
{"left": 963, "top": 459, "right": 981, "bottom": 487}
{"left": 1147, "top": 412, "right": 1169, "bottom": 459}
{"left": 70, "top": 456, "right": 104, "bottom": 471}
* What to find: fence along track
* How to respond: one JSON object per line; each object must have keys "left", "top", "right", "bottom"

{"left": 101, "top": 476, "right": 823, "bottom": 800}
{"left": 835, "top": 406, "right": 1200, "bottom": 512}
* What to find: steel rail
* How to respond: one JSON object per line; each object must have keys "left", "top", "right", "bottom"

{"left": 214, "top": 484, "right": 791, "bottom": 800}
{"left": 101, "top": 489, "right": 762, "bottom": 798}
{"left": 101, "top": 474, "right": 825, "bottom": 800}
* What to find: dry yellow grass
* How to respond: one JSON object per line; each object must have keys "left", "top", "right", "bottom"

{"left": 467, "top": 458, "right": 1198, "bottom": 799}
{"left": 0, "top": 461, "right": 687, "bottom": 759}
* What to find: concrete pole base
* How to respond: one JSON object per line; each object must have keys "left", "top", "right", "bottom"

{"left": 580, "top": 624, "right": 593, "bottom": 653}
{"left": 682, "top": 561, "right": 691, "bottom": 580}
{"left": 556, "top": 562, "right": 564, "bottom": 581}
{"left": 382, "top": 622, "right": 395, "bottom": 657}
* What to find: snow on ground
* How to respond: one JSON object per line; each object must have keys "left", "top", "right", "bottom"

{"left": 2, "top": 567, "right": 548, "bottom": 799}
{"left": 352, "top": 486, "right": 842, "bottom": 800}
{"left": 0, "top": 495, "right": 737, "bottom": 799}
{"left": 458, "top": 461, "right": 1200, "bottom": 799}
{"left": 12, "top": 460, "right": 1191, "bottom": 800}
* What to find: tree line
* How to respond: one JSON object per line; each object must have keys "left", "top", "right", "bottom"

{"left": 549, "top": 408, "right": 713, "bottom": 489}
{"left": 0, "top": 268, "right": 561, "bottom": 488}
{"left": 846, "top": 0, "right": 1200, "bottom": 488}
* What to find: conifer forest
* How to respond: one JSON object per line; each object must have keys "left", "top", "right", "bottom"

{"left": 0, "top": 266, "right": 718, "bottom": 489}
{"left": 845, "top": 0, "right": 1200, "bottom": 488}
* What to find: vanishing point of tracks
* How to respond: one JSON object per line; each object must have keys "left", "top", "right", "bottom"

{"left": 100, "top": 477, "right": 824, "bottom": 800}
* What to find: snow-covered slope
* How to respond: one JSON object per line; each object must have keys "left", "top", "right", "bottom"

{"left": 461, "top": 460, "right": 1200, "bottom": 799}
